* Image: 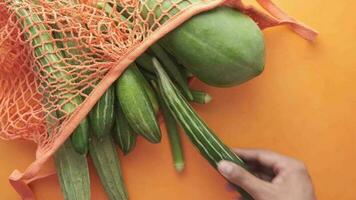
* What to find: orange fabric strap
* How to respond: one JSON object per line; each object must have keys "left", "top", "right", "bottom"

{"left": 224, "top": 0, "right": 318, "bottom": 41}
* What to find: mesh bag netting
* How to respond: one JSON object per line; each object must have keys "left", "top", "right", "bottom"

{"left": 0, "top": 0, "right": 317, "bottom": 199}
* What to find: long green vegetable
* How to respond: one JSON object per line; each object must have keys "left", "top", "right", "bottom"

{"left": 97, "top": 1, "right": 161, "bottom": 143}
{"left": 116, "top": 64, "right": 161, "bottom": 143}
{"left": 54, "top": 140, "right": 90, "bottom": 200}
{"left": 154, "top": 83, "right": 185, "bottom": 172}
{"left": 10, "top": 1, "right": 90, "bottom": 199}
{"left": 138, "top": 66, "right": 156, "bottom": 81}
{"left": 89, "top": 133, "right": 128, "bottom": 200}
{"left": 140, "top": 71, "right": 160, "bottom": 114}
{"left": 89, "top": 86, "right": 115, "bottom": 138}
{"left": 149, "top": 44, "right": 193, "bottom": 100}
{"left": 86, "top": 84, "right": 128, "bottom": 199}
{"left": 153, "top": 58, "right": 253, "bottom": 200}
{"left": 113, "top": 99, "right": 137, "bottom": 155}
{"left": 136, "top": 52, "right": 155, "bottom": 73}
{"left": 12, "top": 0, "right": 89, "bottom": 155}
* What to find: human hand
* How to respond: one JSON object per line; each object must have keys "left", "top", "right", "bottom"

{"left": 217, "top": 149, "right": 316, "bottom": 200}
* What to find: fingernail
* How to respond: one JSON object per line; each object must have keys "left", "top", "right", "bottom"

{"left": 218, "top": 161, "right": 234, "bottom": 176}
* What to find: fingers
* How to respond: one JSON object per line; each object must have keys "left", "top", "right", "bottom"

{"left": 217, "top": 161, "right": 271, "bottom": 197}
{"left": 254, "top": 172, "right": 274, "bottom": 182}
{"left": 240, "top": 160, "right": 275, "bottom": 182}
{"left": 233, "top": 148, "right": 290, "bottom": 171}
{"left": 234, "top": 148, "right": 310, "bottom": 179}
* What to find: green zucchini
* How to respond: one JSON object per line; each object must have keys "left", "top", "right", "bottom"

{"left": 153, "top": 58, "right": 253, "bottom": 200}
{"left": 89, "top": 133, "right": 128, "bottom": 200}
{"left": 116, "top": 63, "right": 161, "bottom": 143}
{"left": 54, "top": 140, "right": 90, "bottom": 200}
{"left": 89, "top": 86, "right": 115, "bottom": 138}
{"left": 113, "top": 100, "right": 137, "bottom": 155}
{"left": 159, "top": 7, "right": 265, "bottom": 87}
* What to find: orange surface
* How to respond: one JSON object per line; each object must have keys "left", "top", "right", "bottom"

{"left": 1, "top": 0, "right": 356, "bottom": 199}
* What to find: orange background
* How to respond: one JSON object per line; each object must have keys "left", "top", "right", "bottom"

{"left": 1, "top": 0, "right": 356, "bottom": 199}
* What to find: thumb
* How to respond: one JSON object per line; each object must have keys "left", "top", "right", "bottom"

{"left": 217, "top": 161, "right": 270, "bottom": 196}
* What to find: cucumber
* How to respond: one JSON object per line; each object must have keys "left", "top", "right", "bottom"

{"left": 113, "top": 101, "right": 137, "bottom": 155}
{"left": 152, "top": 58, "right": 253, "bottom": 200}
{"left": 89, "top": 133, "right": 128, "bottom": 200}
{"left": 89, "top": 86, "right": 115, "bottom": 138}
{"left": 54, "top": 140, "right": 90, "bottom": 200}
{"left": 116, "top": 63, "right": 161, "bottom": 143}
{"left": 159, "top": 7, "right": 265, "bottom": 87}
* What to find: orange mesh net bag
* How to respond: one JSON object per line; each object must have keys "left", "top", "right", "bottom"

{"left": 0, "top": 0, "right": 317, "bottom": 199}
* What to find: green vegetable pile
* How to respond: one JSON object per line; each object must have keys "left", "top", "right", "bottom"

{"left": 10, "top": 0, "right": 265, "bottom": 199}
